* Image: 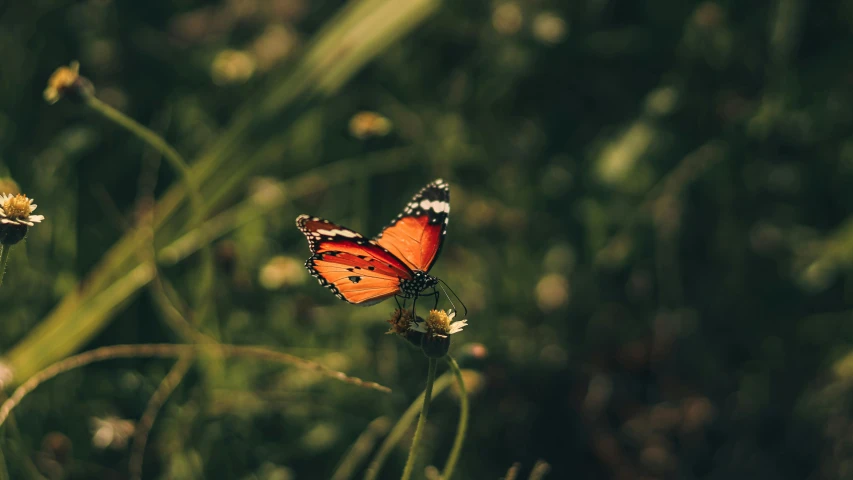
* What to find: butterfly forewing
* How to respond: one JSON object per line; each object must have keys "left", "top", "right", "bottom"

{"left": 296, "top": 215, "right": 414, "bottom": 305}
{"left": 307, "top": 255, "right": 403, "bottom": 305}
{"left": 375, "top": 179, "right": 450, "bottom": 273}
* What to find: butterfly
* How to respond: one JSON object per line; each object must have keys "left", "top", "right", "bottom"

{"left": 296, "top": 179, "right": 450, "bottom": 307}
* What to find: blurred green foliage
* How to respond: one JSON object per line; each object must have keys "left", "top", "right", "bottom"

{"left": 2, "top": 0, "right": 853, "bottom": 478}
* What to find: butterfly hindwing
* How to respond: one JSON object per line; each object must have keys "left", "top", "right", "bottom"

{"left": 296, "top": 215, "right": 414, "bottom": 305}
{"left": 375, "top": 179, "right": 449, "bottom": 273}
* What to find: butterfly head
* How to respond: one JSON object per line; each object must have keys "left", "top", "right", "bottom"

{"left": 400, "top": 270, "right": 438, "bottom": 298}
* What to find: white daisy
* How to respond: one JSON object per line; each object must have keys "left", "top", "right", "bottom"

{"left": 410, "top": 309, "right": 468, "bottom": 338}
{"left": 0, "top": 193, "right": 45, "bottom": 227}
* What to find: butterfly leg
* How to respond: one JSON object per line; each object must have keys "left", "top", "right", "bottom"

{"left": 431, "top": 287, "right": 439, "bottom": 310}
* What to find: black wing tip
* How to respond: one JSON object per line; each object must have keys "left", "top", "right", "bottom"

{"left": 421, "top": 180, "right": 450, "bottom": 202}
{"left": 426, "top": 179, "right": 450, "bottom": 195}
{"left": 374, "top": 179, "right": 451, "bottom": 238}
{"left": 296, "top": 214, "right": 328, "bottom": 227}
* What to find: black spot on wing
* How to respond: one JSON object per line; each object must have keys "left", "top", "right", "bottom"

{"left": 304, "top": 254, "right": 362, "bottom": 305}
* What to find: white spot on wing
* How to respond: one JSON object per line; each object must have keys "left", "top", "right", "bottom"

{"left": 316, "top": 228, "right": 360, "bottom": 238}
{"left": 417, "top": 200, "right": 448, "bottom": 214}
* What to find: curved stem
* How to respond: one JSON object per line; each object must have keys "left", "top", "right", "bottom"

{"left": 0, "top": 246, "right": 9, "bottom": 288}
{"left": 0, "top": 343, "right": 391, "bottom": 428}
{"left": 440, "top": 355, "right": 468, "bottom": 480}
{"left": 83, "top": 95, "right": 215, "bottom": 324}
{"left": 128, "top": 354, "right": 192, "bottom": 480}
{"left": 401, "top": 358, "right": 437, "bottom": 480}
{"left": 363, "top": 373, "right": 453, "bottom": 480}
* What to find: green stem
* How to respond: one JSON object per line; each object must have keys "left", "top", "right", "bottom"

{"left": 363, "top": 373, "right": 453, "bottom": 480}
{"left": 440, "top": 356, "right": 468, "bottom": 480}
{"left": 83, "top": 95, "right": 215, "bottom": 324}
{"left": 401, "top": 358, "right": 437, "bottom": 480}
{"left": 0, "top": 246, "right": 10, "bottom": 288}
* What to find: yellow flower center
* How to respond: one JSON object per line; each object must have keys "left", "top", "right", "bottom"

{"left": 426, "top": 309, "right": 452, "bottom": 335}
{"left": 3, "top": 194, "right": 33, "bottom": 219}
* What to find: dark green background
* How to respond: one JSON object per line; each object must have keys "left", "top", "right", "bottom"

{"left": 2, "top": 0, "right": 853, "bottom": 478}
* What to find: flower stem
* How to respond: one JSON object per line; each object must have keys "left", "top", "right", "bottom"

{"left": 83, "top": 95, "right": 215, "bottom": 324}
{"left": 441, "top": 355, "right": 468, "bottom": 480}
{"left": 363, "top": 372, "right": 454, "bottom": 480}
{"left": 401, "top": 357, "right": 437, "bottom": 480}
{"left": 0, "top": 246, "right": 10, "bottom": 288}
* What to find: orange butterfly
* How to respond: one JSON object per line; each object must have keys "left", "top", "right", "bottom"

{"left": 296, "top": 179, "right": 450, "bottom": 306}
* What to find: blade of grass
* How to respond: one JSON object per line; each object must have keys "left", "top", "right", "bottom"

{"left": 128, "top": 355, "right": 193, "bottom": 480}
{"left": 82, "top": 95, "right": 215, "bottom": 326}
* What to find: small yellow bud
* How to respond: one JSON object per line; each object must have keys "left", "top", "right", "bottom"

{"left": 44, "top": 61, "right": 94, "bottom": 104}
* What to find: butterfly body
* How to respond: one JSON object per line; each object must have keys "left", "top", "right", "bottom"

{"left": 296, "top": 179, "right": 449, "bottom": 306}
{"left": 400, "top": 270, "right": 439, "bottom": 297}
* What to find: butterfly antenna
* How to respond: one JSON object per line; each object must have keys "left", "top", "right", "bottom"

{"left": 437, "top": 278, "right": 468, "bottom": 316}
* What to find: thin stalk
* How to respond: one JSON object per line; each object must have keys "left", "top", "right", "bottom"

{"left": 128, "top": 355, "right": 193, "bottom": 480}
{"left": 440, "top": 356, "right": 468, "bottom": 479}
{"left": 83, "top": 95, "right": 215, "bottom": 324}
{"left": 363, "top": 373, "right": 453, "bottom": 480}
{"left": 0, "top": 246, "right": 8, "bottom": 288}
{"left": 0, "top": 392, "right": 47, "bottom": 480}
{"left": 0, "top": 343, "right": 391, "bottom": 428}
{"left": 401, "top": 358, "right": 437, "bottom": 480}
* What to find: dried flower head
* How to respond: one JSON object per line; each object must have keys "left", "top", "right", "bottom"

{"left": 44, "top": 61, "right": 94, "bottom": 104}
{"left": 387, "top": 308, "right": 423, "bottom": 346}
{"left": 0, "top": 193, "right": 44, "bottom": 245}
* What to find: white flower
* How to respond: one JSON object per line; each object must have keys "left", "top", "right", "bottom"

{"left": 0, "top": 193, "right": 44, "bottom": 226}
{"left": 410, "top": 309, "right": 468, "bottom": 337}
